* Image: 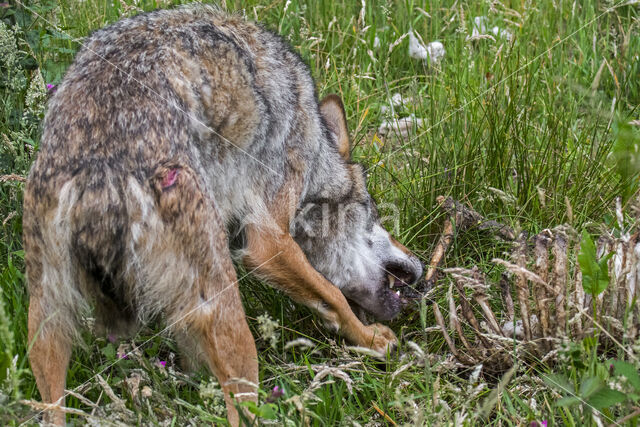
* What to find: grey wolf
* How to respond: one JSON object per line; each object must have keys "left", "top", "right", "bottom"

{"left": 23, "top": 5, "right": 422, "bottom": 425}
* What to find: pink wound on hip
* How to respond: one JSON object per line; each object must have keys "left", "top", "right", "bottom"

{"left": 162, "top": 168, "right": 179, "bottom": 189}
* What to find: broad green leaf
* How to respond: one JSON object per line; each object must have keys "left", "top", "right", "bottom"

{"left": 543, "top": 373, "right": 573, "bottom": 394}
{"left": 579, "top": 231, "right": 611, "bottom": 296}
{"left": 257, "top": 403, "right": 278, "bottom": 419}
{"left": 578, "top": 231, "right": 597, "bottom": 278}
{"left": 101, "top": 343, "right": 115, "bottom": 361}
{"left": 587, "top": 387, "right": 627, "bottom": 410}
{"left": 610, "top": 360, "right": 640, "bottom": 391}
{"left": 557, "top": 396, "right": 582, "bottom": 407}
{"left": 579, "top": 376, "right": 603, "bottom": 399}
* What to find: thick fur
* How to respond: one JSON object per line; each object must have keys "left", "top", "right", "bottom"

{"left": 24, "top": 6, "right": 422, "bottom": 425}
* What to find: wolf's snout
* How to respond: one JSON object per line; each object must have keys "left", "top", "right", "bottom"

{"left": 384, "top": 260, "right": 422, "bottom": 288}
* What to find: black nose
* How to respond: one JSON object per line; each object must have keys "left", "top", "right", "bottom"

{"left": 384, "top": 261, "right": 420, "bottom": 286}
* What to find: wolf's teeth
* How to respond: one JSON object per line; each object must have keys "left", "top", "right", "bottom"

{"left": 388, "top": 275, "right": 395, "bottom": 288}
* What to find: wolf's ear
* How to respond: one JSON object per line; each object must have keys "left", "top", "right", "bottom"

{"left": 320, "top": 94, "right": 350, "bottom": 159}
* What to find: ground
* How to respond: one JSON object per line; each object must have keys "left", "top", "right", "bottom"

{"left": 1, "top": 0, "right": 640, "bottom": 425}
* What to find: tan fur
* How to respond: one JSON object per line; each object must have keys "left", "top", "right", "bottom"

{"left": 320, "top": 95, "right": 351, "bottom": 159}
{"left": 391, "top": 236, "right": 415, "bottom": 257}
{"left": 243, "top": 178, "right": 398, "bottom": 353}
{"left": 28, "top": 295, "right": 72, "bottom": 426}
{"left": 27, "top": 163, "right": 259, "bottom": 425}
{"left": 243, "top": 224, "right": 396, "bottom": 353}
{"left": 24, "top": 8, "right": 420, "bottom": 425}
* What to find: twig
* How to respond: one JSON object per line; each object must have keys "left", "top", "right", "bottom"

{"left": 0, "top": 174, "right": 26, "bottom": 183}
{"left": 533, "top": 231, "right": 551, "bottom": 349}
{"left": 607, "top": 406, "right": 640, "bottom": 427}
{"left": 372, "top": 402, "right": 397, "bottom": 426}
{"left": 514, "top": 234, "right": 532, "bottom": 341}
{"left": 437, "top": 196, "right": 516, "bottom": 241}
{"left": 552, "top": 232, "right": 568, "bottom": 336}
{"left": 498, "top": 272, "right": 515, "bottom": 322}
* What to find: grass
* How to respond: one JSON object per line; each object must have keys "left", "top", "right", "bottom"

{"left": 1, "top": 0, "right": 640, "bottom": 425}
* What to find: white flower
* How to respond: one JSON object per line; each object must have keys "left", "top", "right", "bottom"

{"left": 408, "top": 31, "right": 428, "bottom": 60}
{"left": 408, "top": 31, "right": 445, "bottom": 65}
{"left": 426, "top": 41, "right": 445, "bottom": 64}
{"left": 378, "top": 115, "right": 425, "bottom": 138}
{"left": 471, "top": 16, "right": 513, "bottom": 42}
{"left": 257, "top": 313, "right": 280, "bottom": 348}
{"left": 491, "top": 26, "right": 513, "bottom": 41}
{"left": 472, "top": 16, "right": 488, "bottom": 38}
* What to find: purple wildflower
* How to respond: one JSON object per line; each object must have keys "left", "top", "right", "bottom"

{"left": 157, "top": 360, "right": 166, "bottom": 368}
{"left": 46, "top": 84, "right": 57, "bottom": 93}
{"left": 266, "top": 385, "right": 285, "bottom": 403}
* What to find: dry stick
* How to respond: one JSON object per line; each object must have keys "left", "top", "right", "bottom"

{"left": 514, "top": 234, "right": 532, "bottom": 342}
{"left": 433, "top": 302, "right": 460, "bottom": 359}
{"left": 452, "top": 303, "right": 473, "bottom": 352}
{"left": 595, "top": 236, "right": 612, "bottom": 319}
{"left": 533, "top": 232, "right": 552, "bottom": 350}
{"left": 616, "top": 235, "right": 635, "bottom": 323}
{"left": 499, "top": 272, "right": 515, "bottom": 322}
{"left": 608, "top": 407, "right": 640, "bottom": 427}
{"left": 447, "top": 282, "right": 457, "bottom": 332}
{"left": 453, "top": 279, "right": 492, "bottom": 348}
{"left": 0, "top": 174, "right": 26, "bottom": 183}
{"left": 19, "top": 401, "right": 94, "bottom": 419}
{"left": 572, "top": 241, "right": 585, "bottom": 339}
{"left": 471, "top": 268, "right": 504, "bottom": 336}
{"left": 611, "top": 238, "right": 625, "bottom": 321}
{"left": 423, "top": 196, "right": 517, "bottom": 290}
{"left": 552, "top": 232, "right": 569, "bottom": 337}
{"left": 423, "top": 217, "right": 453, "bottom": 290}
{"left": 447, "top": 283, "right": 473, "bottom": 351}
{"left": 633, "top": 238, "right": 640, "bottom": 326}
{"left": 96, "top": 374, "right": 133, "bottom": 418}
{"left": 437, "top": 196, "right": 517, "bottom": 241}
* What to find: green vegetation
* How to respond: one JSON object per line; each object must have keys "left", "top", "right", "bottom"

{"left": 2, "top": 0, "right": 640, "bottom": 425}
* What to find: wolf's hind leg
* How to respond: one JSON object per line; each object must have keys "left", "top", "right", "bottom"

{"left": 27, "top": 293, "right": 73, "bottom": 426}
{"left": 133, "top": 163, "right": 258, "bottom": 426}
{"left": 179, "top": 290, "right": 259, "bottom": 426}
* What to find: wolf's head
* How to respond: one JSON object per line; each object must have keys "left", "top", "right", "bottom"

{"left": 292, "top": 95, "right": 423, "bottom": 321}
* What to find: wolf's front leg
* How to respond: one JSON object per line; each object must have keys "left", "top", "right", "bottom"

{"left": 243, "top": 224, "right": 397, "bottom": 355}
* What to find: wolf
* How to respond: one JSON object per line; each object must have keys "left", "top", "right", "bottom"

{"left": 23, "top": 5, "right": 423, "bottom": 425}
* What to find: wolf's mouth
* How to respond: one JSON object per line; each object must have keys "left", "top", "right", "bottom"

{"left": 347, "top": 273, "right": 421, "bottom": 323}
{"left": 385, "top": 271, "right": 421, "bottom": 301}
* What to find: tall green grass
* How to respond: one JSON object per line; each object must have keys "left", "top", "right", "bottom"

{"left": 1, "top": 0, "right": 640, "bottom": 425}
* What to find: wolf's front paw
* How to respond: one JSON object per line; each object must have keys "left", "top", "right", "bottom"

{"left": 363, "top": 323, "right": 397, "bottom": 356}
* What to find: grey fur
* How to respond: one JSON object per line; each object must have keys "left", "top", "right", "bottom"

{"left": 23, "top": 4, "right": 422, "bottom": 342}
